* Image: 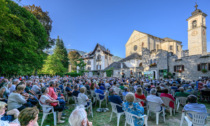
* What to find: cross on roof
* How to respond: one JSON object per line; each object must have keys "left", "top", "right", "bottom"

{"left": 195, "top": 2, "right": 198, "bottom": 10}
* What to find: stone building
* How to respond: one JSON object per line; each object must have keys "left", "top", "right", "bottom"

{"left": 125, "top": 30, "right": 183, "bottom": 58}
{"left": 82, "top": 43, "right": 113, "bottom": 77}
{"left": 105, "top": 3, "right": 210, "bottom": 80}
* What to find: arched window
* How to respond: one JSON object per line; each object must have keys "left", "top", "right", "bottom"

{"left": 139, "top": 62, "right": 142, "bottom": 67}
{"left": 192, "top": 20, "right": 197, "bottom": 28}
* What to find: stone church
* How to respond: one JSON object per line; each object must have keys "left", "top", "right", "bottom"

{"left": 106, "top": 4, "right": 210, "bottom": 80}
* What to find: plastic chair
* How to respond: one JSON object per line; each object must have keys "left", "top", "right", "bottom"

{"left": 95, "top": 93, "right": 107, "bottom": 108}
{"left": 180, "top": 111, "right": 208, "bottom": 126}
{"left": 77, "top": 97, "right": 93, "bottom": 117}
{"left": 124, "top": 111, "right": 148, "bottom": 126}
{"left": 90, "top": 90, "right": 96, "bottom": 103}
{"left": 115, "top": 88, "right": 121, "bottom": 95}
{"left": 161, "top": 97, "right": 175, "bottom": 116}
{"left": 176, "top": 97, "right": 187, "bottom": 111}
{"left": 134, "top": 98, "right": 146, "bottom": 108}
{"left": 73, "top": 96, "right": 78, "bottom": 106}
{"left": 39, "top": 101, "right": 57, "bottom": 126}
{"left": 109, "top": 102, "right": 125, "bottom": 126}
{"left": 170, "top": 89, "right": 175, "bottom": 97}
{"left": 147, "top": 101, "right": 165, "bottom": 125}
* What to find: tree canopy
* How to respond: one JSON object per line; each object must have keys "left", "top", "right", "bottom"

{"left": 38, "top": 36, "right": 68, "bottom": 75}
{"left": 54, "top": 36, "right": 69, "bottom": 69}
{"left": 0, "top": 0, "right": 48, "bottom": 75}
{"left": 24, "top": 4, "right": 54, "bottom": 48}
{"left": 38, "top": 54, "right": 66, "bottom": 75}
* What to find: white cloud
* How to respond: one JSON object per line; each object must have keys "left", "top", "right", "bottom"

{"left": 67, "top": 44, "right": 71, "bottom": 47}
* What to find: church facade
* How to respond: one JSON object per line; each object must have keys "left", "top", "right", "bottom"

{"left": 106, "top": 4, "right": 210, "bottom": 80}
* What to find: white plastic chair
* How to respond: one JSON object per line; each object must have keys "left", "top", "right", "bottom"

{"left": 115, "top": 88, "right": 121, "bottom": 95}
{"left": 161, "top": 97, "right": 175, "bottom": 116}
{"left": 180, "top": 111, "right": 208, "bottom": 126}
{"left": 73, "top": 96, "right": 78, "bottom": 106}
{"left": 90, "top": 90, "right": 96, "bottom": 103}
{"left": 109, "top": 102, "right": 125, "bottom": 126}
{"left": 124, "top": 111, "right": 148, "bottom": 126}
{"left": 95, "top": 93, "right": 107, "bottom": 108}
{"left": 147, "top": 101, "right": 165, "bottom": 125}
{"left": 134, "top": 98, "right": 146, "bottom": 108}
{"left": 170, "top": 89, "right": 175, "bottom": 97}
{"left": 176, "top": 97, "right": 187, "bottom": 111}
{"left": 39, "top": 101, "right": 57, "bottom": 126}
{"left": 77, "top": 97, "right": 93, "bottom": 117}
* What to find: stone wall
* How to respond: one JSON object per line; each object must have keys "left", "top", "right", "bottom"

{"left": 169, "top": 54, "right": 210, "bottom": 81}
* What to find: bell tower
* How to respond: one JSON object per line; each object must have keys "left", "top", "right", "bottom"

{"left": 187, "top": 3, "right": 207, "bottom": 55}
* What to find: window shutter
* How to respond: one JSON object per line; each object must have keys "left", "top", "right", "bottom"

{"left": 208, "top": 63, "right": 210, "bottom": 71}
{"left": 197, "top": 64, "right": 201, "bottom": 71}
{"left": 174, "top": 66, "right": 176, "bottom": 72}
{"left": 182, "top": 65, "right": 184, "bottom": 71}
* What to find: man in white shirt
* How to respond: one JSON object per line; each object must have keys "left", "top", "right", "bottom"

{"left": 146, "top": 88, "right": 165, "bottom": 112}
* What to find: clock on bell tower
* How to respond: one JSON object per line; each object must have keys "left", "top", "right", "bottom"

{"left": 187, "top": 3, "right": 207, "bottom": 55}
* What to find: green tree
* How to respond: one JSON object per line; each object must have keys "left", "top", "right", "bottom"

{"left": 54, "top": 36, "right": 69, "bottom": 69}
{"left": 75, "top": 58, "right": 86, "bottom": 75}
{"left": 68, "top": 51, "right": 81, "bottom": 71}
{"left": 39, "top": 54, "right": 66, "bottom": 75}
{"left": 0, "top": 0, "right": 48, "bottom": 75}
{"left": 23, "top": 4, "right": 54, "bottom": 48}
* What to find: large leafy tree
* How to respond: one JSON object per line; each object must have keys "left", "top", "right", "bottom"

{"left": 0, "top": 0, "right": 48, "bottom": 75}
{"left": 38, "top": 54, "right": 66, "bottom": 75}
{"left": 68, "top": 51, "right": 81, "bottom": 71}
{"left": 54, "top": 36, "right": 69, "bottom": 69}
{"left": 24, "top": 4, "right": 54, "bottom": 48}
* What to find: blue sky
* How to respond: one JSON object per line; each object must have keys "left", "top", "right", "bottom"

{"left": 18, "top": 0, "right": 210, "bottom": 58}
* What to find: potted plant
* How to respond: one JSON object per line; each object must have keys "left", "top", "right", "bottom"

{"left": 178, "top": 70, "right": 182, "bottom": 73}
{"left": 201, "top": 69, "right": 207, "bottom": 73}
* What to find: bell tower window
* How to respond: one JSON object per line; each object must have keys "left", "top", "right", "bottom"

{"left": 192, "top": 20, "right": 197, "bottom": 28}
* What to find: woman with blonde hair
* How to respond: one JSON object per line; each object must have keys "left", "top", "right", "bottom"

{"left": 123, "top": 93, "right": 144, "bottom": 126}
{"left": 134, "top": 87, "right": 146, "bottom": 106}
{"left": 0, "top": 101, "right": 19, "bottom": 126}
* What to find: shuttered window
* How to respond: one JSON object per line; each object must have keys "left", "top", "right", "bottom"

{"left": 198, "top": 64, "right": 201, "bottom": 71}
{"left": 208, "top": 63, "right": 210, "bottom": 71}
{"left": 174, "top": 65, "right": 184, "bottom": 72}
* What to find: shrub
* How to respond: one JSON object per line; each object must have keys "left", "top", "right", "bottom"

{"left": 201, "top": 69, "right": 207, "bottom": 73}
{"left": 65, "top": 72, "right": 81, "bottom": 77}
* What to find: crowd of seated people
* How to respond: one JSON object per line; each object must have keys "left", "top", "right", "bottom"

{"left": 0, "top": 75, "right": 209, "bottom": 126}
